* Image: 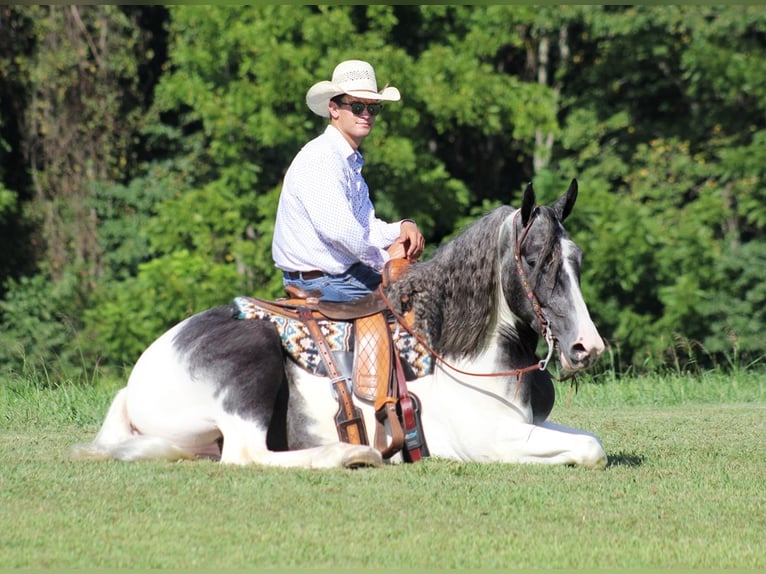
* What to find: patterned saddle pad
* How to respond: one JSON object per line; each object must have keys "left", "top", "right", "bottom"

{"left": 233, "top": 296, "right": 432, "bottom": 379}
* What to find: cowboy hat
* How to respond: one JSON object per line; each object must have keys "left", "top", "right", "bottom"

{"left": 306, "top": 60, "right": 400, "bottom": 118}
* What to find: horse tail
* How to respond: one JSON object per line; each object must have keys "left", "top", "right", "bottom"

{"left": 70, "top": 387, "right": 196, "bottom": 462}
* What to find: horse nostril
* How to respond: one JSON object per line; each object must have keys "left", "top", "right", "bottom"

{"left": 571, "top": 343, "right": 587, "bottom": 359}
{"left": 570, "top": 342, "right": 599, "bottom": 367}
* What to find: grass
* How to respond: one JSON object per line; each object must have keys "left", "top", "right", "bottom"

{"left": 0, "top": 370, "right": 764, "bottom": 568}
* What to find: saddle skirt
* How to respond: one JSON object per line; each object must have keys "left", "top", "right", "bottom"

{"left": 233, "top": 296, "right": 433, "bottom": 381}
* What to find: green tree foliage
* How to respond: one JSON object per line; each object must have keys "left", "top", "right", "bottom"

{"left": 0, "top": 6, "right": 36, "bottom": 291}
{"left": 0, "top": 6, "right": 764, "bottom": 378}
{"left": 701, "top": 240, "right": 766, "bottom": 366}
{"left": 0, "top": 269, "right": 90, "bottom": 381}
{"left": 81, "top": 250, "right": 244, "bottom": 367}
{"left": 0, "top": 5, "right": 167, "bottom": 377}
{"left": 21, "top": 6, "right": 150, "bottom": 278}
{"left": 553, "top": 6, "right": 766, "bottom": 368}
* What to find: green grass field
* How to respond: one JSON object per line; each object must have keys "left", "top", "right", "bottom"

{"left": 1, "top": 370, "right": 764, "bottom": 569}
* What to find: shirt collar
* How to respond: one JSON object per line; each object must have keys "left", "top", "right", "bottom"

{"left": 325, "top": 125, "right": 363, "bottom": 166}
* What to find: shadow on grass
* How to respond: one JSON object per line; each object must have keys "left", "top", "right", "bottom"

{"left": 606, "top": 451, "right": 645, "bottom": 468}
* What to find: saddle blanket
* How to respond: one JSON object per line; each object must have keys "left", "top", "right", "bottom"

{"left": 233, "top": 296, "right": 433, "bottom": 379}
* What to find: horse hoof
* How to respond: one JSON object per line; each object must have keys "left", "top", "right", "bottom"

{"left": 342, "top": 447, "right": 383, "bottom": 469}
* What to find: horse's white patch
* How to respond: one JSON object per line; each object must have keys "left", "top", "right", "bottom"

{"left": 286, "top": 365, "right": 343, "bottom": 447}
{"left": 125, "top": 320, "right": 228, "bottom": 449}
{"left": 561, "top": 239, "right": 604, "bottom": 365}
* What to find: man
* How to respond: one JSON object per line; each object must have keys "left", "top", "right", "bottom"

{"left": 272, "top": 59, "right": 425, "bottom": 302}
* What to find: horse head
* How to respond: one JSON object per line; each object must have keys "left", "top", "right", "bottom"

{"left": 505, "top": 179, "right": 604, "bottom": 373}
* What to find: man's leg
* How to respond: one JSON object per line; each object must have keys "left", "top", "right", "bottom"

{"left": 283, "top": 263, "right": 382, "bottom": 302}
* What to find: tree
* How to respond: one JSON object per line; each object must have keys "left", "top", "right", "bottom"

{"left": 1, "top": 6, "right": 765, "bottom": 376}
{"left": 550, "top": 6, "right": 766, "bottom": 367}
{"left": 0, "top": 6, "right": 36, "bottom": 294}
{"left": 0, "top": 6, "right": 168, "bottom": 377}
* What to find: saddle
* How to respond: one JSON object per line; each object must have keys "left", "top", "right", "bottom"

{"left": 252, "top": 259, "right": 427, "bottom": 461}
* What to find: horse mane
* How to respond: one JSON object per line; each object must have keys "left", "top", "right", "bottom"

{"left": 385, "top": 205, "right": 516, "bottom": 358}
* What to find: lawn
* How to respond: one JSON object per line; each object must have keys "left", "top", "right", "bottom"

{"left": 0, "top": 370, "right": 763, "bottom": 568}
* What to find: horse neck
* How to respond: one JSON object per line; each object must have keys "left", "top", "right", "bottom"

{"left": 388, "top": 206, "right": 522, "bottom": 360}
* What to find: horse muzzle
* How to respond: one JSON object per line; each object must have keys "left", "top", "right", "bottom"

{"left": 559, "top": 337, "right": 605, "bottom": 372}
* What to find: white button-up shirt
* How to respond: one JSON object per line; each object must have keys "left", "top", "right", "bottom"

{"left": 272, "top": 125, "right": 402, "bottom": 274}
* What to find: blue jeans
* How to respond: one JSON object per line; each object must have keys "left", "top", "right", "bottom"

{"left": 283, "top": 263, "right": 382, "bottom": 302}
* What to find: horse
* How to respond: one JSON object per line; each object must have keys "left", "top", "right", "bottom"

{"left": 72, "top": 179, "right": 608, "bottom": 469}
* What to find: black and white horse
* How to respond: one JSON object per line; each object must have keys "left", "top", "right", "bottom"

{"left": 73, "top": 180, "right": 607, "bottom": 469}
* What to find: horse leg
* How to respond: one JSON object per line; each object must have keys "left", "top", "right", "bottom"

{"left": 215, "top": 412, "right": 382, "bottom": 468}
{"left": 497, "top": 420, "right": 607, "bottom": 468}
{"left": 259, "top": 443, "right": 382, "bottom": 469}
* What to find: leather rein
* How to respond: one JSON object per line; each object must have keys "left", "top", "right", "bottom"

{"left": 378, "top": 208, "right": 557, "bottom": 381}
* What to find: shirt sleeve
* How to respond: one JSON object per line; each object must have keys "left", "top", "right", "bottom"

{"left": 368, "top": 211, "right": 403, "bottom": 248}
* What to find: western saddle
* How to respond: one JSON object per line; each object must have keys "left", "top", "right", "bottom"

{"left": 252, "top": 259, "right": 427, "bottom": 462}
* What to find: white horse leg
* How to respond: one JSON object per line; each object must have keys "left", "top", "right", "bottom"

{"left": 253, "top": 444, "right": 382, "bottom": 469}
{"left": 496, "top": 420, "right": 607, "bottom": 468}
{"left": 215, "top": 412, "right": 381, "bottom": 468}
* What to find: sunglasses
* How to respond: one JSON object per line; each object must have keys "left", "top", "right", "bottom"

{"left": 336, "top": 100, "right": 383, "bottom": 116}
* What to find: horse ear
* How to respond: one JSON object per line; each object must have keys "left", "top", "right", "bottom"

{"left": 521, "top": 182, "right": 535, "bottom": 226}
{"left": 552, "top": 178, "right": 578, "bottom": 221}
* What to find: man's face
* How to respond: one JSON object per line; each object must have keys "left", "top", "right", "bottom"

{"left": 330, "top": 98, "right": 381, "bottom": 148}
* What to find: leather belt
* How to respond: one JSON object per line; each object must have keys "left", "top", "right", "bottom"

{"left": 285, "top": 270, "right": 324, "bottom": 280}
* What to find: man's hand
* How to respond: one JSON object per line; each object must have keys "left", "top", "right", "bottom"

{"left": 398, "top": 220, "right": 425, "bottom": 260}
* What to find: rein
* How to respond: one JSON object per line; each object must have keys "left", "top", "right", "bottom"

{"left": 378, "top": 208, "right": 556, "bottom": 381}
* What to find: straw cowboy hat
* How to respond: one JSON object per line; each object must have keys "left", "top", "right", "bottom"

{"left": 306, "top": 60, "right": 400, "bottom": 118}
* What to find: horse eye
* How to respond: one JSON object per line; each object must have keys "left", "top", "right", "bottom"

{"left": 525, "top": 258, "right": 537, "bottom": 269}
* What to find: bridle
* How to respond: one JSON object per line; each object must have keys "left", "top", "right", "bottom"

{"left": 512, "top": 208, "right": 557, "bottom": 370}
{"left": 378, "top": 207, "right": 558, "bottom": 381}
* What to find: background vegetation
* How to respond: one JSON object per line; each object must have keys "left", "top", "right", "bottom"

{"left": 1, "top": 5, "right": 764, "bottom": 381}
